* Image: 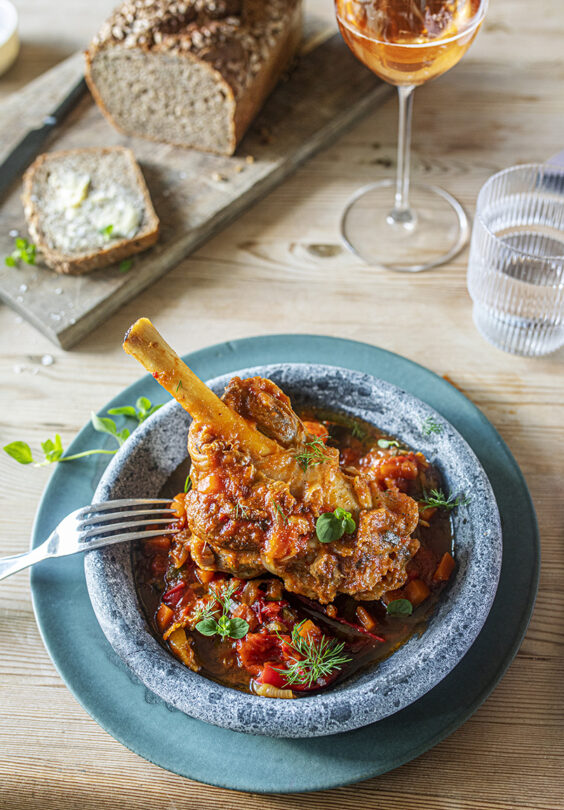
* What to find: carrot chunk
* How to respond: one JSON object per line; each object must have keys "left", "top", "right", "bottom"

{"left": 355, "top": 605, "right": 377, "bottom": 632}
{"left": 434, "top": 552, "right": 455, "bottom": 582}
{"left": 171, "top": 539, "right": 189, "bottom": 569}
{"left": 418, "top": 505, "right": 437, "bottom": 522}
{"left": 405, "top": 578, "right": 431, "bottom": 606}
{"left": 171, "top": 494, "right": 186, "bottom": 518}
{"left": 156, "top": 603, "right": 174, "bottom": 633}
{"left": 297, "top": 619, "right": 317, "bottom": 639}
{"left": 196, "top": 568, "right": 215, "bottom": 585}
{"left": 144, "top": 536, "right": 172, "bottom": 553}
{"left": 302, "top": 421, "right": 329, "bottom": 441}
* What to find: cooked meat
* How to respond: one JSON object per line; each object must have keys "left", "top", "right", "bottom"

{"left": 123, "top": 318, "right": 421, "bottom": 603}
{"left": 184, "top": 377, "right": 420, "bottom": 602}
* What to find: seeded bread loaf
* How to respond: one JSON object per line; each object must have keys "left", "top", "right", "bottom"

{"left": 22, "top": 146, "right": 159, "bottom": 275}
{"left": 84, "top": 0, "right": 302, "bottom": 156}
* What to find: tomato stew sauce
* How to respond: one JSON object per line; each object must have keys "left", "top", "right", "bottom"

{"left": 134, "top": 411, "right": 455, "bottom": 699}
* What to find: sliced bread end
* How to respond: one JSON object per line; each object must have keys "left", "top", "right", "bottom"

{"left": 22, "top": 146, "right": 159, "bottom": 276}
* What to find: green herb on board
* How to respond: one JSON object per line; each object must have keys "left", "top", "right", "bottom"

{"left": 5, "top": 237, "right": 37, "bottom": 267}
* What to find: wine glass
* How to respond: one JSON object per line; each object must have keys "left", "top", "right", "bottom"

{"left": 335, "top": 0, "right": 488, "bottom": 271}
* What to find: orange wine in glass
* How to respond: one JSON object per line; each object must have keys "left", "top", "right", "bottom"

{"left": 335, "top": 0, "right": 487, "bottom": 271}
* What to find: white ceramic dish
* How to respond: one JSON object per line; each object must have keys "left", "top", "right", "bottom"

{"left": 0, "top": 0, "right": 19, "bottom": 77}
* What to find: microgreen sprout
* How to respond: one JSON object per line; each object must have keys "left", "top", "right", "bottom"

{"left": 195, "top": 581, "right": 249, "bottom": 641}
{"left": 316, "top": 507, "right": 356, "bottom": 544}
{"left": 4, "top": 398, "right": 163, "bottom": 469}
{"left": 5, "top": 237, "right": 37, "bottom": 267}
{"left": 108, "top": 396, "right": 162, "bottom": 424}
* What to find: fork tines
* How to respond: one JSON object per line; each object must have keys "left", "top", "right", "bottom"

{"left": 77, "top": 499, "right": 177, "bottom": 539}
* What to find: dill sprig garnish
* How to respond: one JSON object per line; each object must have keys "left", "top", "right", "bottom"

{"left": 275, "top": 621, "right": 351, "bottom": 688}
{"left": 422, "top": 416, "right": 443, "bottom": 436}
{"left": 419, "top": 488, "right": 469, "bottom": 511}
{"left": 351, "top": 422, "right": 367, "bottom": 441}
{"left": 294, "top": 437, "right": 331, "bottom": 471}
{"left": 274, "top": 501, "right": 289, "bottom": 524}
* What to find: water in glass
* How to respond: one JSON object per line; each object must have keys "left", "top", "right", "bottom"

{"left": 467, "top": 164, "right": 564, "bottom": 356}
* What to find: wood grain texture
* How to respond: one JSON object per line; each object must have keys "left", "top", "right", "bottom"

{"left": 0, "top": 34, "right": 390, "bottom": 348}
{"left": 1, "top": 0, "right": 563, "bottom": 808}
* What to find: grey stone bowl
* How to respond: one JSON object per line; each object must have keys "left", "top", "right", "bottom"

{"left": 84, "top": 364, "right": 502, "bottom": 738}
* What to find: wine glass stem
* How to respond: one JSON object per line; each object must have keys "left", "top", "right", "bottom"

{"left": 389, "top": 84, "right": 416, "bottom": 228}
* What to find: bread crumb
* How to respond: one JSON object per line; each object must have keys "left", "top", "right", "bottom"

{"left": 234, "top": 164, "right": 244, "bottom": 173}
{"left": 211, "top": 172, "right": 227, "bottom": 182}
{"left": 246, "top": 155, "right": 255, "bottom": 164}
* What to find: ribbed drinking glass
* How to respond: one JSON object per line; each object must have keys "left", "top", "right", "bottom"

{"left": 467, "top": 163, "right": 564, "bottom": 357}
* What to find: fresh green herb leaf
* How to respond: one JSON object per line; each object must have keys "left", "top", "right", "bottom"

{"left": 215, "top": 615, "right": 231, "bottom": 639}
{"left": 5, "top": 237, "right": 37, "bottom": 267}
{"left": 275, "top": 620, "right": 351, "bottom": 688}
{"left": 225, "top": 617, "right": 249, "bottom": 639}
{"left": 176, "top": 380, "right": 183, "bottom": 392}
{"left": 3, "top": 441, "right": 34, "bottom": 464}
{"left": 195, "top": 617, "right": 219, "bottom": 636}
{"left": 294, "top": 437, "right": 331, "bottom": 471}
{"left": 91, "top": 412, "right": 130, "bottom": 446}
{"left": 135, "top": 396, "right": 162, "bottom": 423}
{"left": 100, "top": 224, "right": 114, "bottom": 238}
{"left": 3, "top": 398, "right": 162, "bottom": 471}
{"left": 419, "top": 488, "right": 469, "bottom": 511}
{"left": 117, "top": 427, "right": 131, "bottom": 443}
{"left": 119, "top": 259, "right": 133, "bottom": 273}
{"left": 316, "top": 513, "right": 343, "bottom": 544}
{"left": 333, "top": 507, "right": 356, "bottom": 534}
{"left": 422, "top": 416, "right": 443, "bottom": 436}
{"left": 316, "top": 508, "right": 356, "bottom": 544}
{"left": 91, "top": 413, "right": 117, "bottom": 436}
{"left": 109, "top": 397, "right": 162, "bottom": 424}
{"left": 377, "top": 438, "right": 403, "bottom": 449}
{"left": 351, "top": 421, "right": 367, "bottom": 441}
{"left": 184, "top": 474, "right": 192, "bottom": 493}
{"left": 41, "top": 434, "right": 64, "bottom": 463}
{"left": 194, "top": 582, "right": 249, "bottom": 641}
{"left": 107, "top": 405, "right": 137, "bottom": 418}
{"left": 3, "top": 434, "right": 117, "bottom": 467}
{"left": 386, "top": 599, "right": 413, "bottom": 617}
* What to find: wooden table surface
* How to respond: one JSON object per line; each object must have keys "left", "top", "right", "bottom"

{"left": 1, "top": 0, "right": 563, "bottom": 808}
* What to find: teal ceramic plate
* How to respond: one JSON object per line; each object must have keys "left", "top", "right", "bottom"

{"left": 30, "top": 335, "right": 539, "bottom": 793}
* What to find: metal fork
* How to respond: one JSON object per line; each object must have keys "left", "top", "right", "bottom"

{"left": 0, "top": 499, "right": 179, "bottom": 581}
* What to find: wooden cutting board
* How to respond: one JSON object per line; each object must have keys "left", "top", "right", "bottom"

{"left": 0, "top": 31, "right": 390, "bottom": 349}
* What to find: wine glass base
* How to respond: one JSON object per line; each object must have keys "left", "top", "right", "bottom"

{"left": 341, "top": 180, "right": 470, "bottom": 272}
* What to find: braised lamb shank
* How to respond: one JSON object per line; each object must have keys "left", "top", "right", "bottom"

{"left": 123, "top": 319, "right": 420, "bottom": 603}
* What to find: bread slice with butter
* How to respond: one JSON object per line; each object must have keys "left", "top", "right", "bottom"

{"left": 22, "top": 146, "right": 159, "bottom": 275}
